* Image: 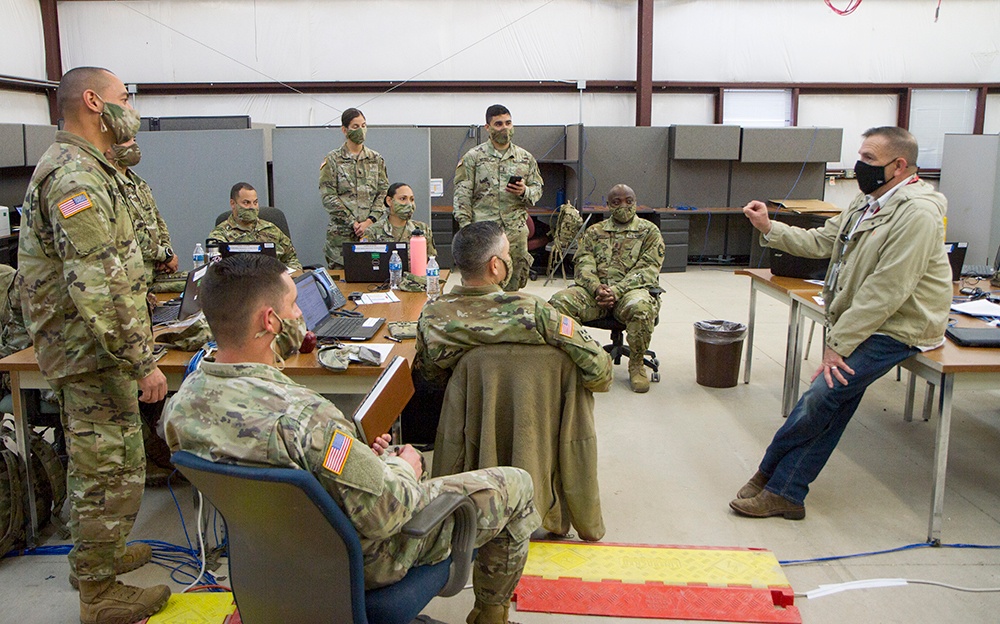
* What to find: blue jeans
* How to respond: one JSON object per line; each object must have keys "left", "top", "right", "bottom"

{"left": 759, "top": 334, "right": 918, "bottom": 505}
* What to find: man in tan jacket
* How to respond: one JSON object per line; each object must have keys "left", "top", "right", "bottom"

{"left": 732, "top": 127, "right": 951, "bottom": 520}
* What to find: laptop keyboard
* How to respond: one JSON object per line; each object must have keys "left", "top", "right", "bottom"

{"left": 315, "top": 315, "right": 366, "bottom": 338}
{"left": 151, "top": 304, "right": 180, "bottom": 325}
{"left": 962, "top": 264, "right": 997, "bottom": 278}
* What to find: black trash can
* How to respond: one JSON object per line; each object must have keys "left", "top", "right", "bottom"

{"left": 694, "top": 320, "right": 747, "bottom": 388}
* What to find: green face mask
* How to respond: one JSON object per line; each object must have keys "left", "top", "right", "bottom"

{"left": 96, "top": 95, "right": 141, "bottom": 144}
{"left": 237, "top": 207, "right": 259, "bottom": 224}
{"left": 489, "top": 126, "right": 513, "bottom": 146}
{"left": 112, "top": 142, "right": 141, "bottom": 168}
{"left": 347, "top": 126, "right": 367, "bottom": 144}
{"left": 609, "top": 196, "right": 637, "bottom": 224}
{"left": 392, "top": 201, "right": 414, "bottom": 221}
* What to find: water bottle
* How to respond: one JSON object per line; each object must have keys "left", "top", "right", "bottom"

{"left": 192, "top": 243, "right": 205, "bottom": 269}
{"left": 388, "top": 250, "right": 403, "bottom": 290}
{"left": 409, "top": 228, "right": 427, "bottom": 277}
{"left": 426, "top": 255, "right": 440, "bottom": 300}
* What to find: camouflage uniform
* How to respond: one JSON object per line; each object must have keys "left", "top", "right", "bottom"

{"left": 162, "top": 361, "right": 539, "bottom": 610}
{"left": 1, "top": 265, "right": 31, "bottom": 395}
{"left": 549, "top": 215, "right": 665, "bottom": 368}
{"left": 453, "top": 142, "right": 543, "bottom": 291}
{"left": 117, "top": 168, "right": 173, "bottom": 288}
{"left": 319, "top": 144, "right": 389, "bottom": 268}
{"left": 208, "top": 215, "right": 303, "bottom": 271}
{"left": 360, "top": 216, "right": 437, "bottom": 258}
{"left": 415, "top": 284, "right": 612, "bottom": 392}
{"left": 18, "top": 130, "right": 155, "bottom": 582}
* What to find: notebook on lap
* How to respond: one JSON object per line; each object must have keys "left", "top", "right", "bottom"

{"left": 294, "top": 272, "right": 384, "bottom": 341}
{"left": 151, "top": 264, "right": 208, "bottom": 325}
{"left": 342, "top": 242, "right": 409, "bottom": 283}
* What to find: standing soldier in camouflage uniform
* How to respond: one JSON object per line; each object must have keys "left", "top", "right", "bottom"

{"left": 550, "top": 184, "right": 665, "bottom": 393}
{"left": 361, "top": 182, "right": 437, "bottom": 256}
{"left": 415, "top": 221, "right": 612, "bottom": 394}
{"left": 453, "top": 104, "right": 543, "bottom": 292}
{"left": 107, "top": 139, "right": 178, "bottom": 288}
{"left": 17, "top": 66, "right": 170, "bottom": 624}
{"left": 208, "top": 182, "right": 302, "bottom": 271}
{"left": 162, "top": 254, "right": 540, "bottom": 624}
{"left": 319, "top": 108, "right": 389, "bottom": 268}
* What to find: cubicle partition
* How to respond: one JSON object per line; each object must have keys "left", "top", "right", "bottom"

{"left": 271, "top": 126, "right": 431, "bottom": 268}
{"left": 131, "top": 128, "right": 268, "bottom": 272}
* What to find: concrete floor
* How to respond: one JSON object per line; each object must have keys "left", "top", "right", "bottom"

{"left": 2, "top": 268, "right": 999, "bottom": 623}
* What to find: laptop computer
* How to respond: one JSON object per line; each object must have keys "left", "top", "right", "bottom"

{"left": 219, "top": 241, "right": 278, "bottom": 258}
{"left": 342, "top": 242, "right": 409, "bottom": 283}
{"left": 945, "top": 242, "right": 968, "bottom": 282}
{"left": 961, "top": 242, "right": 1000, "bottom": 278}
{"left": 945, "top": 326, "right": 1000, "bottom": 348}
{"left": 294, "top": 272, "right": 384, "bottom": 341}
{"left": 151, "top": 264, "right": 208, "bottom": 325}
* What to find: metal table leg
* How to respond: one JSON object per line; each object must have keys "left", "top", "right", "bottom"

{"left": 743, "top": 282, "right": 757, "bottom": 384}
{"left": 927, "top": 373, "right": 955, "bottom": 544}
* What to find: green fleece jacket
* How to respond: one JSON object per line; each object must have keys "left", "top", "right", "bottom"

{"left": 764, "top": 179, "right": 951, "bottom": 357}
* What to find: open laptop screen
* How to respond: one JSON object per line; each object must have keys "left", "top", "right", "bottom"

{"left": 294, "top": 274, "right": 332, "bottom": 333}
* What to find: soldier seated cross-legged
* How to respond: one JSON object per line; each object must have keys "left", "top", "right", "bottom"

{"left": 162, "top": 254, "right": 540, "bottom": 624}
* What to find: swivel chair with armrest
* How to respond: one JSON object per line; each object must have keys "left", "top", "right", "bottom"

{"left": 214, "top": 207, "right": 291, "bottom": 237}
{"left": 171, "top": 450, "right": 478, "bottom": 624}
{"left": 582, "top": 287, "right": 662, "bottom": 383}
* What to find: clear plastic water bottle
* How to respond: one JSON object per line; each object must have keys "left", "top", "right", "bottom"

{"left": 426, "top": 255, "right": 440, "bottom": 300}
{"left": 192, "top": 243, "right": 205, "bottom": 269}
{"left": 388, "top": 250, "right": 403, "bottom": 290}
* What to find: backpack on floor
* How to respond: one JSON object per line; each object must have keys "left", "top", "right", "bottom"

{"left": 0, "top": 420, "right": 67, "bottom": 556}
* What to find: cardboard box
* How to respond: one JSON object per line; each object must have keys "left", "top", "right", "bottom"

{"left": 768, "top": 199, "right": 842, "bottom": 214}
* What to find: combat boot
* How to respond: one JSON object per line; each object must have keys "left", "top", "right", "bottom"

{"left": 466, "top": 601, "right": 517, "bottom": 624}
{"left": 628, "top": 360, "right": 649, "bottom": 393}
{"left": 79, "top": 578, "right": 170, "bottom": 624}
{"left": 70, "top": 543, "right": 153, "bottom": 590}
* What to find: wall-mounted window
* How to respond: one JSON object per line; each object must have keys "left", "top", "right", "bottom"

{"left": 722, "top": 89, "right": 791, "bottom": 128}
{"left": 909, "top": 89, "right": 977, "bottom": 169}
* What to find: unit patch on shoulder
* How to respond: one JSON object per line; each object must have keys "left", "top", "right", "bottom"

{"left": 58, "top": 192, "right": 93, "bottom": 218}
{"left": 323, "top": 431, "right": 353, "bottom": 475}
{"left": 559, "top": 314, "right": 575, "bottom": 337}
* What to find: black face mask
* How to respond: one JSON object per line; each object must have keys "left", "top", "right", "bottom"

{"left": 854, "top": 160, "right": 891, "bottom": 195}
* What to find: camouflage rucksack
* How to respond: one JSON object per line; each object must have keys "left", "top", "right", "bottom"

{"left": 0, "top": 421, "right": 66, "bottom": 556}
{"left": 553, "top": 202, "right": 584, "bottom": 251}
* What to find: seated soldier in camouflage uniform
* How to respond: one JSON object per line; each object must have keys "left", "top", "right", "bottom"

{"left": 208, "top": 182, "right": 302, "bottom": 271}
{"left": 405, "top": 222, "right": 613, "bottom": 443}
{"left": 361, "top": 181, "right": 437, "bottom": 257}
{"left": 162, "top": 254, "right": 539, "bottom": 624}
{"left": 549, "top": 184, "right": 665, "bottom": 393}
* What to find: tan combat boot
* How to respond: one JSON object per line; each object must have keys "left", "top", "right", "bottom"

{"left": 79, "top": 578, "right": 170, "bottom": 624}
{"left": 629, "top": 360, "right": 650, "bottom": 393}
{"left": 69, "top": 543, "right": 153, "bottom": 590}
{"left": 467, "top": 601, "right": 517, "bottom": 624}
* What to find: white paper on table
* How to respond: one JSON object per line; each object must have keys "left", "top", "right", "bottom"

{"left": 950, "top": 299, "right": 1000, "bottom": 317}
{"left": 805, "top": 279, "right": 825, "bottom": 286}
{"left": 349, "top": 343, "right": 394, "bottom": 364}
{"left": 358, "top": 292, "right": 401, "bottom": 305}
{"left": 813, "top": 295, "right": 825, "bottom": 306}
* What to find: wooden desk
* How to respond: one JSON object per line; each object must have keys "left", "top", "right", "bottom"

{"left": 735, "top": 269, "right": 822, "bottom": 416}
{"left": 789, "top": 283, "right": 1000, "bottom": 543}
{"left": 0, "top": 270, "right": 444, "bottom": 544}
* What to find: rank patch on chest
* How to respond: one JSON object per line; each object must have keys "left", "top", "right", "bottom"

{"left": 323, "top": 431, "right": 353, "bottom": 475}
{"left": 58, "top": 192, "right": 93, "bottom": 218}
{"left": 559, "top": 314, "right": 575, "bottom": 337}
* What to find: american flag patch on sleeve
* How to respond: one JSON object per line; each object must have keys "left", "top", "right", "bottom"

{"left": 559, "top": 314, "right": 575, "bottom": 337}
{"left": 58, "top": 192, "right": 93, "bottom": 218}
{"left": 323, "top": 431, "right": 353, "bottom": 475}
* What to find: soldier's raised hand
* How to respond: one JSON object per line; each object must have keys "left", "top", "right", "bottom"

{"left": 742, "top": 200, "right": 772, "bottom": 235}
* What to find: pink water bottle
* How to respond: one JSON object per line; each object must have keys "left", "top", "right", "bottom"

{"left": 410, "top": 228, "right": 427, "bottom": 276}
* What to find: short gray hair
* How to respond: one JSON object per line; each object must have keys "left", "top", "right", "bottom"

{"left": 452, "top": 222, "right": 506, "bottom": 279}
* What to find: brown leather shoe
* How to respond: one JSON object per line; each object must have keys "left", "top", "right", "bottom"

{"left": 729, "top": 489, "right": 805, "bottom": 520}
{"left": 736, "top": 470, "right": 770, "bottom": 499}
{"left": 70, "top": 543, "right": 153, "bottom": 590}
{"left": 79, "top": 578, "right": 170, "bottom": 624}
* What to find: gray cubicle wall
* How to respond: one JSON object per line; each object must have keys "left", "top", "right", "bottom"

{"left": 429, "top": 126, "right": 478, "bottom": 208}
{"left": 729, "top": 127, "right": 841, "bottom": 206}
{"left": 584, "top": 127, "right": 669, "bottom": 207}
{"left": 272, "top": 127, "right": 431, "bottom": 268}
{"left": 132, "top": 129, "right": 268, "bottom": 271}
{"left": 940, "top": 134, "right": 1000, "bottom": 266}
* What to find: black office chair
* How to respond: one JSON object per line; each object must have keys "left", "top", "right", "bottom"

{"left": 582, "top": 287, "right": 661, "bottom": 383}
{"left": 214, "top": 207, "right": 291, "bottom": 237}
{"left": 172, "top": 451, "right": 478, "bottom": 624}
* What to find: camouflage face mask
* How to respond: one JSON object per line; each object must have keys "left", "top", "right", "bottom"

{"left": 96, "top": 95, "right": 141, "bottom": 144}
{"left": 237, "top": 207, "right": 259, "bottom": 224}
{"left": 347, "top": 126, "right": 367, "bottom": 144}
{"left": 255, "top": 312, "right": 307, "bottom": 369}
{"left": 392, "top": 201, "right": 414, "bottom": 221}
{"left": 112, "top": 142, "right": 141, "bottom": 168}
{"left": 499, "top": 255, "right": 514, "bottom": 289}
{"left": 489, "top": 126, "right": 513, "bottom": 146}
